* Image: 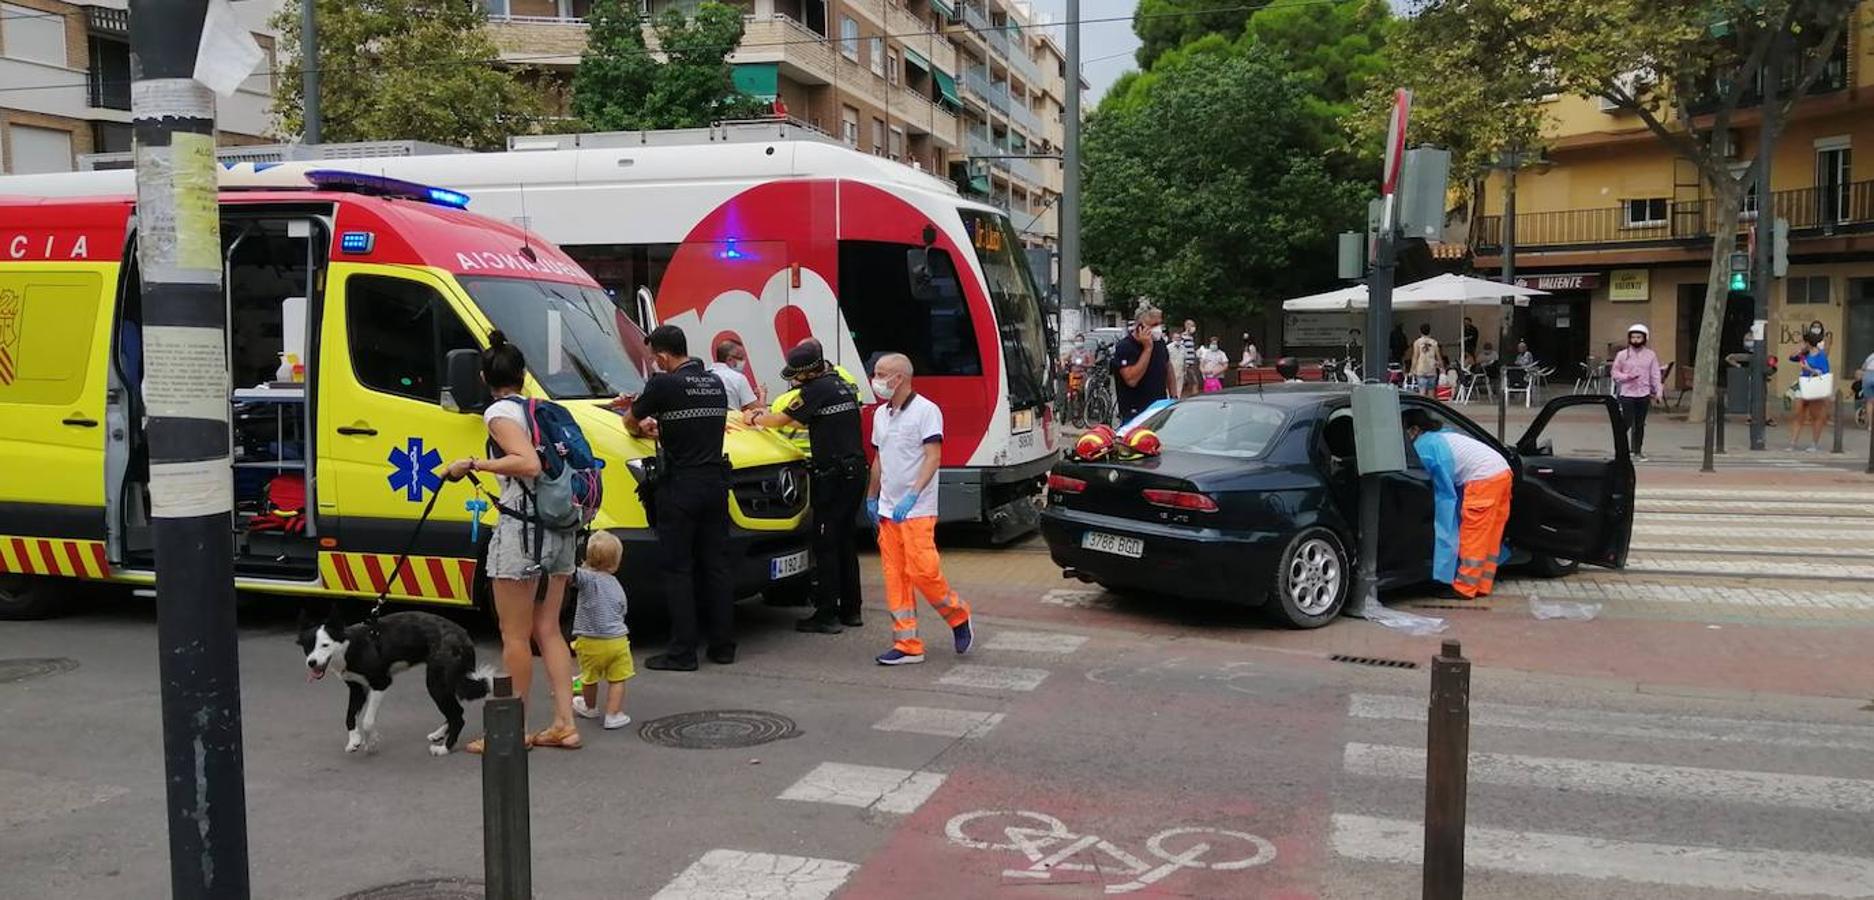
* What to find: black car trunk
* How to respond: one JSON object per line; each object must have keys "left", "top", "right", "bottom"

{"left": 1050, "top": 451, "right": 1226, "bottom": 522}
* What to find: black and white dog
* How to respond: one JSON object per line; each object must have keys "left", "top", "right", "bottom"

{"left": 297, "top": 607, "right": 496, "bottom": 756}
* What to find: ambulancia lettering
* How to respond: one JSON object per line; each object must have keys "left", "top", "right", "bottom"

{"left": 455, "top": 250, "right": 582, "bottom": 278}
{"left": 5, "top": 234, "right": 89, "bottom": 260}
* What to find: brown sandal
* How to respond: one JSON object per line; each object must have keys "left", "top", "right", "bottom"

{"left": 530, "top": 725, "right": 582, "bottom": 750}
{"left": 463, "top": 733, "right": 535, "bottom": 755}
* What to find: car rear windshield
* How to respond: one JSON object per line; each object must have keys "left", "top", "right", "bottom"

{"left": 1141, "top": 398, "right": 1288, "bottom": 459}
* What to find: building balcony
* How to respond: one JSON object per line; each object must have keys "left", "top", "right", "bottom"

{"left": 963, "top": 65, "right": 1008, "bottom": 114}
{"left": 1475, "top": 180, "right": 1874, "bottom": 254}
{"left": 735, "top": 14, "right": 843, "bottom": 87}
{"left": 1006, "top": 36, "right": 1045, "bottom": 89}
{"left": 1008, "top": 97, "right": 1045, "bottom": 140}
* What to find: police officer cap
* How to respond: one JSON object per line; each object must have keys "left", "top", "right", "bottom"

{"left": 784, "top": 342, "right": 825, "bottom": 376}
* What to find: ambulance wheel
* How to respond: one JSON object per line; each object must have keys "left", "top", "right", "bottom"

{"left": 1266, "top": 528, "right": 1348, "bottom": 629}
{"left": 1529, "top": 554, "right": 1579, "bottom": 578}
{"left": 0, "top": 575, "right": 59, "bottom": 621}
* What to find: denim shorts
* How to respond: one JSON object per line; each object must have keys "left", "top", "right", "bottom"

{"left": 486, "top": 516, "right": 576, "bottom": 581}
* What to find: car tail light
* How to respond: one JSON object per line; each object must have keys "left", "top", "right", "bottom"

{"left": 1142, "top": 489, "right": 1218, "bottom": 512}
{"left": 1047, "top": 473, "right": 1088, "bottom": 494}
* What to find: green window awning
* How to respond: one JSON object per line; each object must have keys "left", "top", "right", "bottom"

{"left": 930, "top": 0, "right": 956, "bottom": 20}
{"left": 933, "top": 68, "right": 962, "bottom": 109}
{"left": 732, "top": 63, "right": 779, "bottom": 101}
{"left": 904, "top": 48, "right": 931, "bottom": 73}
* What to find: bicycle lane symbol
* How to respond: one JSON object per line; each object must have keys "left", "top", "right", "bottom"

{"left": 944, "top": 809, "right": 1277, "bottom": 895}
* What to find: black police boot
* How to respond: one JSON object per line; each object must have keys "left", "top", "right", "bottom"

{"left": 706, "top": 644, "right": 737, "bottom": 665}
{"left": 645, "top": 653, "right": 699, "bottom": 672}
{"left": 796, "top": 611, "right": 844, "bottom": 634}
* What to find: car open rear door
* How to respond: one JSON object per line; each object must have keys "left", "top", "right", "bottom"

{"left": 1508, "top": 395, "right": 1636, "bottom": 568}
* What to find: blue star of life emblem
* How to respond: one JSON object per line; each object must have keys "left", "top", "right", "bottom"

{"left": 387, "top": 437, "right": 444, "bottom": 502}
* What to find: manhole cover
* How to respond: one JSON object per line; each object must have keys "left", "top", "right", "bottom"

{"left": 336, "top": 878, "right": 483, "bottom": 900}
{"left": 1329, "top": 654, "right": 1419, "bottom": 670}
{"left": 0, "top": 657, "right": 77, "bottom": 684}
{"left": 639, "top": 709, "right": 801, "bottom": 749}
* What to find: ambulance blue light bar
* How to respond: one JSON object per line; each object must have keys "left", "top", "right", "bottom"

{"left": 303, "top": 170, "right": 472, "bottom": 209}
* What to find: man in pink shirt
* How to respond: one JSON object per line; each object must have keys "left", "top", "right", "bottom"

{"left": 1611, "top": 324, "right": 1663, "bottom": 461}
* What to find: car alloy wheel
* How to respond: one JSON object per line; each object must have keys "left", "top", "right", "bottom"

{"left": 1287, "top": 537, "right": 1343, "bottom": 617}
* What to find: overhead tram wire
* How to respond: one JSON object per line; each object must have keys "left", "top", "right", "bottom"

{"left": 0, "top": 0, "right": 1365, "bottom": 98}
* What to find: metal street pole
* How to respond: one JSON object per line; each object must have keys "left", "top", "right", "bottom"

{"left": 1750, "top": 44, "right": 1777, "bottom": 451}
{"left": 300, "top": 0, "right": 319, "bottom": 144}
{"left": 1059, "top": 0, "right": 1081, "bottom": 339}
{"left": 130, "top": 1, "right": 250, "bottom": 895}
{"left": 1497, "top": 153, "right": 1517, "bottom": 442}
{"left": 1423, "top": 639, "right": 1471, "bottom": 900}
{"left": 1354, "top": 91, "right": 1410, "bottom": 616}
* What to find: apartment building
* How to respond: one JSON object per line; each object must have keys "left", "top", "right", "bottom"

{"left": 1471, "top": 4, "right": 1874, "bottom": 394}
{"left": 482, "top": 0, "right": 1072, "bottom": 249}
{"left": 0, "top": 0, "right": 280, "bottom": 174}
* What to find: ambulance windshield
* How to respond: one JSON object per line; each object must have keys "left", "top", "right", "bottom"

{"left": 462, "top": 276, "right": 650, "bottom": 399}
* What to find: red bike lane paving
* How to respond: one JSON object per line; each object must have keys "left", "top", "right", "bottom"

{"left": 837, "top": 644, "right": 1348, "bottom": 898}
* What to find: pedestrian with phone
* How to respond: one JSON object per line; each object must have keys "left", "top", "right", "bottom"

{"left": 1112, "top": 304, "right": 1175, "bottom": 422}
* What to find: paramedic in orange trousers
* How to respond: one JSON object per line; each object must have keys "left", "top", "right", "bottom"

{"left": 865, "top": 353, "right": 975, "bottom": 665}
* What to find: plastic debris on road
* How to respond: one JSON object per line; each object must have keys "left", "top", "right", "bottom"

{"left": 1529, "top": 594, "right": 1601, "bottom": 621}
{"left": 1358, "top": 605, "right": 1450, "bottom": 635}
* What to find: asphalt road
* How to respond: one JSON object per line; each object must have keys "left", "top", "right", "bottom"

{"left": 5, "top": 463, "right": 1874, "bottom": 898}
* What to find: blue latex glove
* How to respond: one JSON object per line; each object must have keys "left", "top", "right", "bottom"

{"left": 892, "top": 492, "right": 918, "bottom": 522}
{"left": 865, "top": 497, "right": 881, "bottom": 526}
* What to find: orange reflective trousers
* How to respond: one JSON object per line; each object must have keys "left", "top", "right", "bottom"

{"left": 1454, "top": 470, "right": 1513, "bottom": 598}
{"left": 877, "top": 517, "right": 971, "bottom": 655}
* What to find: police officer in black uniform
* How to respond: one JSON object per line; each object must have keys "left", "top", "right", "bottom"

{"left": 747, "top": 342, "right": 866, "bottom": 633}
{"left": 622, "top": 325, "right": 734, "bottom": 671}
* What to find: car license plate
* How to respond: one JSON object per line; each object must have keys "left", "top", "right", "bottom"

{"left": 770, "top": 550, "right": 809, "bottom": 580}
{"left": 1081, "top": 531, "right": 1143, "bottom": 558}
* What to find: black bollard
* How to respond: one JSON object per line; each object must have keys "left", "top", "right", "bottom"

{"left": 1714, "top": 392, "right": 1726, "bottom": 454}
{"left": 1833, "top": 394, "right": 1845, "bottom": 454}
{"left": 1424, "top": 639, "right": 1470, "bottom": 900}
{"left": 1701, "top": 394, "right": 1716, "bottom": 474}
{"left": 483, "top": 675, "right": 531, "bottom": 900}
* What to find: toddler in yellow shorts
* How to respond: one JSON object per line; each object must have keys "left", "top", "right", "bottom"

{"left": 571, "top": 531, "right": 634, "bottom": 730}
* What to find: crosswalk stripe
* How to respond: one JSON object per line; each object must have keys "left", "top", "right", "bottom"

{"left": 938, "top": 665, "right": 1051, "bottom": 692}
{"left": 1331, "top": 814, "right": 1874, "bottom": 897}
{"left": 1642, "top": 488, "right": 1874, "bottom": 503}
{"left": 1493, "top": 577, "right": 1874, "bottom": 610}
{"left": 778, "top": 762, "right": 946, "bottom": 815}
{"left": 652, "top": 849, "right": 857, "bottom": 900}
{"left": 1625, "top": 556, "right": 1874, "bottom": 580}
{"left": 1344, "top": 742, "right": 1874, "bottom": 813}
{"left": 980, "top": 630, "right": 1089, "bottom": 654}
{"left": 873, "top": 706, "right": 1006, "bottom": 739}
{"left": 1348, "top": 694, "right": 1874, "bottom": 751}
{"left": 1634, "top": 511, "right": 1874, "bottom": 526}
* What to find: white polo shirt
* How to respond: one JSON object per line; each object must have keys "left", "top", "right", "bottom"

{"left": 1442, "top": 431, "right": 1510, "bottom": 484}
{"left": 872, "top": 393, "right": 943, "bottom": 520}
{"left": 705, "top": 361, "right": 758, "bottom": 410}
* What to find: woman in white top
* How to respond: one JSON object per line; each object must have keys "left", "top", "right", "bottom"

{"left": 444, "top": 332, "right": 581, "bottom": 752}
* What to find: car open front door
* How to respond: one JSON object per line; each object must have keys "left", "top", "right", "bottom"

{"left": 1509, "top": 395, "right": 1636, "bottom": 568}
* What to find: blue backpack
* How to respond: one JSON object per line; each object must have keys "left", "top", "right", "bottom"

{"left": 491, "top": 396, "right": 605, "bottom": 532}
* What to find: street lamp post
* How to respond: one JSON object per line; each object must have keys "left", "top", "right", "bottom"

{"left": 1497, "top": 152, "right": 1518, "bottom": 442}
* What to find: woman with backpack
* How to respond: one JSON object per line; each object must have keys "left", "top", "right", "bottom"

{"left": 446, "top": 332, "right": 582, "bottom": 752}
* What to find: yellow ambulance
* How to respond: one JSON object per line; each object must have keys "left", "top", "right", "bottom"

{"left": 0, "top": 169, "right": 811, "bottom": 618}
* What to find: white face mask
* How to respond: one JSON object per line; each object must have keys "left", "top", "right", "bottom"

{"left": 870, "top": 376, "right": 896, "bottom": 398}
{"left": 1150, "top": 325, "right": 1164, "bottom": 340}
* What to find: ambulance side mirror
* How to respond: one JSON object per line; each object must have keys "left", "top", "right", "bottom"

{"left": 443, "top": 349, "right": 490, "bottom": 414}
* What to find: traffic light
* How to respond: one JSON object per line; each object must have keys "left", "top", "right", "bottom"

{"left": 1728, "top": 250, "right": 1750, "bottom": 291}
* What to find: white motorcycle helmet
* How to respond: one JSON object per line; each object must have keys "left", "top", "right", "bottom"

{"left": 1627, "top": 323, "right": 1650, "bottom": 343}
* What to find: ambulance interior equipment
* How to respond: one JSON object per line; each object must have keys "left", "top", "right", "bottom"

{"left": 112, "top": 208, "right": 329, "bottom": 577}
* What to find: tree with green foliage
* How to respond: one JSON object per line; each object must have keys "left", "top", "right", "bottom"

{"left": 1385, "top": 0, "right": 1857, "bottom": 419}
{"left": 1084, "top": 51, "right": 1367, "bottom": 323}
{"left": 270, "top": 0, "right": 539, "bottom": 150}
{"left": 1238, "top": 0, "right": 1392, "bottom": 176}
{"left": 1131, "top": 0, "right": 1266, "bottom": 69}
{"left": 573, "top": 0, "right": 767, "bottom": 131}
